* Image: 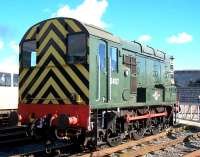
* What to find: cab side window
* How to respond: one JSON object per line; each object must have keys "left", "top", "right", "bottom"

{"left": 110, "top": 47, "right": 118, "bottom": 72}
{"left": 99, "top": 42, "right": 106, "bottom": 71}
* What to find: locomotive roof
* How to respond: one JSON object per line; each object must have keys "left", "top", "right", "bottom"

{"left": 20, "top": 17, "right": 169, "bottom": 60}
{"left": 83, "top": 23, "right": 167, "bottom": 60}
{"left": 83, "top": 23, "right": 121, "bottom": 43}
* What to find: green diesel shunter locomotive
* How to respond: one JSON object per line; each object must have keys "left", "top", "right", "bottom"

{"left": 18, "top": 17, "right": 176, "bottom": 147}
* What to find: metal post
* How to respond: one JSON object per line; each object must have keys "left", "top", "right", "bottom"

{"left": 199, "top": 96, "right": 200, "bottom": 121}
{"left": 183, "top": 104, "right": 186, "bottom": 119}
{"left": 198, "top": 105, "right": 200, "bottom": 121}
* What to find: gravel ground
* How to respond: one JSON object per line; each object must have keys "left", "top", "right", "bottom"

{"left": 143, "top": 129, "right": 200, "bottom": 157}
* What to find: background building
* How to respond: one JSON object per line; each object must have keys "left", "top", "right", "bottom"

{"left": 175, "top": 70, "right": 200, "bottom": 103}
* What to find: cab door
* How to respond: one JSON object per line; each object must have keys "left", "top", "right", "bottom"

{"left": 108, "top": 45, "right": 120, "bottom": 103}
{"left": 97, "top": 40, "right": 108, "bottom": 102}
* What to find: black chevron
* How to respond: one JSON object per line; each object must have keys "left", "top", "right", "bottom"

{"left": 69, "top": 64, "right": 89, "bottom": 88}
{"left": 21, "top": 54, "right": 89, "bottom": 103}
{"left": 37, "top": 85, "right": 65, "bottom": 104}
{"left": 37, "top": 38, "right": 66, "bottom": 64}
{"left": 38, "top": 23, "right": 66, "bottom": 45}
{"left": 19, "top": 68, "right": 34, "bottom": 88}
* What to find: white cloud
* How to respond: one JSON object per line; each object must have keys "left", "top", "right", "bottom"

{"left": 137, "top": 35, "right": 152, "bottom": 42}
{"left": 167, "top": 32, "right": 192, "bottom": 44}
{"left": 0, "top": 39, "right": 4, "bottom": 50}
{"left": 52, "top": 0, "right": 108, "bottom": 28}
{"left": 0, "top": 55, "right": 18, "bottom": 72}
{"left": 9, "top": 41, "right": 19, "bottom": 53}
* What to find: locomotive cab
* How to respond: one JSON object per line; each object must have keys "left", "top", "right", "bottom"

{"left": 19, "top": 18, "right": 91, "bottom": 142}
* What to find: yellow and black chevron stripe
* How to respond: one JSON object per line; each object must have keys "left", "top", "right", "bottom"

{"left": 19, "top": 18, "right": 89, "bottom": 104}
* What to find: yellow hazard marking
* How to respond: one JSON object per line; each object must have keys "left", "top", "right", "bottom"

{"left": 37, "top": 45, "right": 65, "bottom": 66}
{"left": 39, "top": 30, "right": 66, "bottom": 53}
{"left": 65, "top": 66, "right": 89, "bottom": 97}
{"left": 25, "top": 24, "right": 39, "bottom": 40}
{"left": 19, "top": 68, "right": 39, "bottom": 95}
{"left": 76, "top": 64, "right": 89, "bottom": 80}
{"left": 65, "top": 19, "right": 81, "bottom": 32}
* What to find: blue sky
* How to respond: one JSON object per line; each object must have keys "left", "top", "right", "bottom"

{"left": 0, "top": 0, "right": 199, "bottom": 71}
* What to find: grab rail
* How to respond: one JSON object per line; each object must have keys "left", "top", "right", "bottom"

{"left": 96, "top": 55, "right": 101, "bottom": 101}
{"left": 109, "top": 57, "right": 112, "bottom": 101}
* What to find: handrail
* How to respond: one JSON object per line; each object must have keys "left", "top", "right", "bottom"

{"left": 96, "top": 55, "right": 101, "bottom": 101}
{"left": 109, "top": 57, "right": 112, "bottom": 101}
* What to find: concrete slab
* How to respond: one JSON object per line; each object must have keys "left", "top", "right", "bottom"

{"left": 177, "top": 118, "right": 200, "bottom": 128}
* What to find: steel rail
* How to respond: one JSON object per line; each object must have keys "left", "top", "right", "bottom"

{"left": 80, "top": 125, "right": 187, "bottom": 157}
{"left": 183, "top": 149, "right": 200, "bottom": 157}
{"left": 121, "top": 132, "right": 200, "bottom": 157}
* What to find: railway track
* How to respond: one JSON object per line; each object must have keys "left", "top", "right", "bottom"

{"left": 184, "top": 149, "right": 200, "bottom": 157}
{"left": 0, "top": 138, "right": 76, "bottom": 157}
{"left": 119, "top": 130, "right": 200, "bottom": 157}
{"left": 0, "top": 124, "right": 199, "bottom": 157}
{"left": 0, "top": 125, "right": 76, "bottom": 156}
{"left": 0, "top": 126, "right": 30, "bottom": 146}
{"left": 78, "top": 125, "right": 200, "bottom": 157}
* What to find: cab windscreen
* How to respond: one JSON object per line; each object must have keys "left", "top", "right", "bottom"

{"left": 21, "top": 40, "right": 37, "bottom": 68}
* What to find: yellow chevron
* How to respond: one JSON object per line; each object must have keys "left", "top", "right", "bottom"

{"left": 38, "top": 20, "right": 67, "bottom": 40}
{"left": 20, "top": 18, "right": 89, "bottom": 105}
{"left": 28, "top": 67, "right": 50, "bottom": 94}
{"left": 19, "top": 69, "right": 29, "bottom": 82}
{"left": 28, "top": 62, "right": 84, "bottom": 103}
{"left": 39, "top": 30, "right": 66, "bottom": 53}
{"left": 43, "top": 93, "right": 59, "bottom": 104}
{"left": 52, "top": 67, "right": 83, "bottom": 101}
{"left": 31, "top": 98, "right": 37, "bottom": 104}
{"left": 52, "top": 19, "right": 68, "bottom": 37}
{"left": 76, "top": 64, "right": 89, "bottom": 80}
{"left": 65, "top": 19, "right": 81, "bottom": 32}
{"left": 25, "top": 24, "right": 39, "bottom": 40}
{"left": 32, "top": 77, "right": 70, "bottom": 104}
{"left": 38, "top": 21, "right": 51, "bottom": 39}
{"left": 65, "top": 66, "right": 89, "bottom": 97}
{"left": 19, "top": 68, "right": 39, "bottom": 96}
{"left": 38, "top": 45, "right": 65, "bottom": 66}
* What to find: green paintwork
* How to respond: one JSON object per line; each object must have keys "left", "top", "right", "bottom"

{"left": 88, "top": 29, "right": 176, "bottom": 110}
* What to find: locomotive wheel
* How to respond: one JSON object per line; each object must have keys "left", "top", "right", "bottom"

{"left": 150, "top": 118, "right": 160, "bottom": 135}
{"left": 163, "top": 118, "right": 170, "bottom": 129}
{"left": 55, "top": 129, "right": 67, "bottom": 140}
{"left": 151, "top": 125, "right": 160, "bottom": 135}
{"left": 107, "top": 135, "right": 122, "bottom": 147}
{"left": 84, "top": 137, "right": 96, "bottom": 151}
{"left": 132, "top": 128, "right": 145, "bottom": 140}
{"left": 29, "top": 119, "right": 43, "bottom": 140}
{"left": 107, "top": 129, "right": 122, "bottom": 147}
